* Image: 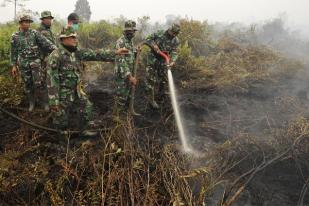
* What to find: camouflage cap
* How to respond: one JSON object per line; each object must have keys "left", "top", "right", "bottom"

{"left": 169, "top": 23, "right": 181, "bottom": 34}
{"left": 59, "top": 26, "right": 77, "bottom": 39}
{"left": 40, "top": 11, "right": 54, "bottom": 19}
{"left": 124, "top": 20, "right": 137, "bottom": 31}
{"left": 19, "top": 15, "right": 33, "bottom": 23}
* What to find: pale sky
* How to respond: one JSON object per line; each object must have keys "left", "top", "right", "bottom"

{"left": 0, "top": 0, "right": 309, "bottom": 35}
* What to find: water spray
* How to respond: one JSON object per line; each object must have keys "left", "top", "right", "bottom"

{"left": 156, "top": 50, "right": 192, "bottom": 152}
{"left": 167, "top": 68, "right": 192, "bottom": 152}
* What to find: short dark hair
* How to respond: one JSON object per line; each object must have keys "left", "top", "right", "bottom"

{"left": 67, "top": 13, "right": 79, "bottom": 21}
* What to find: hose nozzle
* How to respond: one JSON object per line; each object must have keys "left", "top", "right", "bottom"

{"left": 158, "top": 51, "right": 170, "bottom": 65}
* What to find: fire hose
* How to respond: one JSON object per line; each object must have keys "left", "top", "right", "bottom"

{"left": 143, "top": 42, "right": 171, "bottom": 65}
{"left": 0, "top": 44, "right": 172, "bottom": 132}
{"left": 157, "top": 50, "right": 171, "bottom": 65}
{"left": 0, "top": 106, "right": 110, "bottom": 134}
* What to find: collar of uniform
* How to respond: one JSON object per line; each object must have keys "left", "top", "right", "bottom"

{"left": 121, "top": 35, "right": 135, "bottom": 47}
{"left": 40, "top": 23, "right": 50, "bottom": 30}
{"left": 59, "top": 44, "right": 73, "bottom": 55}
{"left": 59, "top": 43, "right": 79, "bottom": 55}
{"left": 19, "top": 28, "right": 32, "bottom": 35}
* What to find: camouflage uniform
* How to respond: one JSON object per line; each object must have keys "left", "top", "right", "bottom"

{"left": 10, "top": 15, "right": 56, "bottom": 97}
{"left": 114, "top": 20, "right": 137, "bottom": 108}
{"left": 37, "top": 23, "right": 55, "bottom": 44}
{"left": 37, "top": 11, "right": 56, "bottom": 44}
{"left": 46, "top": 27, "right": 116, "bottom": 130}
{"left": 36, "top": 11, "right": 57, "bottom": 110}
{"left": 145, "top": 24, "right": 180, "bottom": 103}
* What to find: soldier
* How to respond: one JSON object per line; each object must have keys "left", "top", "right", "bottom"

{"left": 67, "top": 13, "right": 80, "bottom": 31}
{"left": 114, "top": 20, "right": 139, "bottom": 116}
{"left": 11, "top": 15, "right": 56, "bottom": 112}
{"left": 46, "top": 26, "right": 127, "bottom": 136}
{"left": 37, "top": 11, "right": 56, "bottom": 111}
{"left": 145, "top": 23, "right": 180, "bottom": 109}
{"left": 37, "top": 11, "right": 56, "bottom": 44}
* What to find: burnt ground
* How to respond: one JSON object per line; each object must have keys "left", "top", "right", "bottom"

{"left": 85, "top": 65, "right": 309, "bottom": 205}
{"left": 180, "top": 72, "right": 309, "bottom": 205}
{"left": 0, "top": 65, "right": 308, "bottom": 205}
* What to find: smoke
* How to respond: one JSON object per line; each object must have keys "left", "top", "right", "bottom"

{"left": 77, "top": 15, "right": 309, "bottom": 205}
{"left": 82, "top": 15, "right": 309, "bottom": 147}
{"left": 176, "top": 15, "right": 309, "bottom": 152}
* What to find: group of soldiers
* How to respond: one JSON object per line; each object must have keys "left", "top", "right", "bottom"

{"left": 10, "top": 11, "right": 181, "bottom": 136}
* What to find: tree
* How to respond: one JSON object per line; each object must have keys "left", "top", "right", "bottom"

{"left": 1, "top": 0, "right": 29, "bottom": 21}
{"left": 74, "top": 0, "right": 91, "bottom": 22}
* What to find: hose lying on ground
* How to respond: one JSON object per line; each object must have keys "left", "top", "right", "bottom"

{"left": 0, "top": 106, "right": 110, "bottom": 134}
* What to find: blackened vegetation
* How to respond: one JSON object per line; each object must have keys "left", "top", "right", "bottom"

{"left": 0, "top": 18, "right": 309, "bottom": 205}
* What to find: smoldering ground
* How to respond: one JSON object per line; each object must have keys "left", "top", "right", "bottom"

{"left": 77, "top": 16, "right": 309, "bottom": 205}
{"left": 0, "top": 15, "right": 308, "bottom": 205}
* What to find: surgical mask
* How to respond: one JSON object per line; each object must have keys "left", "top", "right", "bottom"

{"left": 72, "top": 23, "right": 80, "bottom": 31}
{"left": 167, "top": 30, "right": 177, "bottom": 39}
{"left": 43, "top": 23, "right": 51, "bottom": 29}
{"left": 125, "top": 31, "right": 135, "bottom": 40}
{"left": 62, "top": 44, "right": 78, "bottom": 53}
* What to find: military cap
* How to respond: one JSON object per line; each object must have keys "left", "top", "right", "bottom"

{"left": 67, "top": 13, "right": 80, "bottom": 22}
{"left": 169, "top": 23, "right": 181, "bottom": 34}
{"left": 19, "top": 15, "right": 33, "bottom": 23}
{"left": 124, "top": 20, "right": 138, "bottom": 31}
{"left": 59, "top": 26, "right": 77, "bottom": 38}
{"left": 40, "top": 11, "right": 54, "bottom": 20}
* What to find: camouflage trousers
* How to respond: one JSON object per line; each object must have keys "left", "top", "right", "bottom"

{"left": 19, "top": 58, "right": 46, "bottom": 94}
{"left": 52, "top": 89, "right": 93, "bottom": 130}
{"left": 145, "top": 61, "right": 168, "bottom": 97}
{"left": 114, "top": 77, "right": 131, "bottom": 108}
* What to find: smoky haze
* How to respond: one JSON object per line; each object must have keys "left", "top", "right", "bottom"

{"left": 0, "top": 0, "right": 309, "bottom": 38}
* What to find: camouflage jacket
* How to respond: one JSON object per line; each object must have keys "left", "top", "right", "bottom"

{"left": 115, "top": 35, "right": 136, "bottom": 79}
{"left": 145, "top": 30, "right": 179, "bottom": 63}
{"left": 37, "top": 23, "right": 56, "bottom": 44}
{"left": 46, "top": 44, "right": 116, "bottom": 106}
{"left": 10, "top": 28, "right": 56, "bottom": 67}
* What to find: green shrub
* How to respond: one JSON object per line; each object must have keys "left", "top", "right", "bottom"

{"left": 78, "top": 20, "right": 122, "bottom": 49}
{"left": 0, "top": 22, "right": 18, "bottom": 74}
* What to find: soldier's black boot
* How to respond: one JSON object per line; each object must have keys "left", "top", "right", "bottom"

{"left": 129, "top": 106, "right": 141, "bottom": 116}
{"left": 129, "top": 97, "right": 141, "bottom": 116}
{"left": 150, "top": 89, "right": 159, "bottom": 109}
{"left": 42, "top": 94, "right": 50, "bottom": 112}
{"left": 27, "top": 93, "right": 35, "bottom": 112}
{"left": 81, "top": 130, "right": 98, "bottom": 137}
{"left": 43, "top": 103, "right": 50, "bottom": 112}
{"left": 80, "top": 120, "right": 98, "bottom": 138}
{"left": 39, "top": 89, "right": 49, "bottom": 112}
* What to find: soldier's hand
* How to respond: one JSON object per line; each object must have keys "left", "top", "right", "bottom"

{"left": 50, "top": 105, "right": 61, "bottom": 112}
{"left": 152, "top": 44, "right": 160, "bottom": 53}
{"left": 11, "top": 66, "right": 18, "bottom": 77}
{"left": 128, "top": 75, "right": 137, "bottom": 86}
{"left": 136, "top": 45, "right": 142, "bottom": 52}
{"left": 116, "top": 48, "right": 129, "bottom": 55}
{"left": 169, "top": 62, "right": 176, "bottom": 68}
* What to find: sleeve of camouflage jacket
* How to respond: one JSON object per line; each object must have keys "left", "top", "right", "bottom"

{"left": 46, "top": 50, "right": 60, "bottom": 107}
{"left": 145, "top": 32, "right": 158, "bottom": 47}
{"left": 35, "top": 31, "right": 56, "bottom": 53}
{"left": 77, "top": 48, "right": 116, "bottom": 62}
{"left": 114, "top": 39, "right": 131, "bottom": 78}
{"left": 10, "top": 34, "right": 18, "bottom": 67}
{"left": 170, "top": 38, "right": 180, "bottom": 63}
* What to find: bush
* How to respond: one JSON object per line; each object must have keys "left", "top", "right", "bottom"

{"left": 0, "top": 22, "right": 18, "bottom": 74}
{"left": 78, "top": 20, "right": 123, "bottom": 49}
{"left": 178, "top": 19, "right": 214, "bottom": 56}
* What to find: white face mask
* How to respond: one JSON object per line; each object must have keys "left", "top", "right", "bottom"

{"left": 72, "top": 23, "right": 80, "bottom": 31}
